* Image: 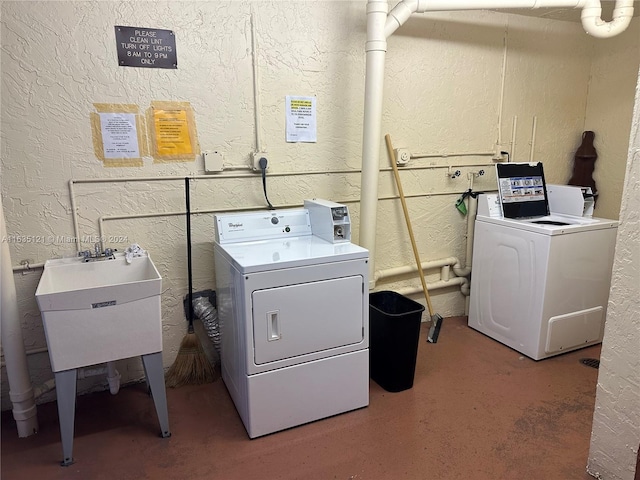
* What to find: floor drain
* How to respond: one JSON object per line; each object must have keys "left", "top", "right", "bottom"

{"left": 580, "top": 358, "right": 600, "bottom": 369}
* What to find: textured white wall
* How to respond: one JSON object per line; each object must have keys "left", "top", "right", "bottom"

{"left": 0, "top": 1, "right": 636, "bottom": 411}
{"left": 587, "top": 72, "right": 640, "bottom": 480}
{"left": 585, "top": 20, "right": 640, "bottom": 220}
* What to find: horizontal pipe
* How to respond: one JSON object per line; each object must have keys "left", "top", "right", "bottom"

{"left": 410, "top": 151, "right": 495, "bottom": 159}
{"left": 11, "top": 262, "right": 45, "bottom": 273}
{"left": 33, "top": 379, "right": 55, "bottom": 399}
{"left": 375, "top": 256, "right": 459, "bottom": 282}
{"left": 385, "top": 0, "right": 588, "bottom": 37}
{"left": 385, "top": 0, "right": 632, "bottom": 40}
{"left": 220, "top": 165, "right": 253, "bottom": 171}
{"left": 0, "top": 346, "right": 48, "bottom": 364}
{"left": 70, "top": 169, "right": 363, "bottom": 185}
{"left": 392, "top": 276, "right": 470, "bottom": 298}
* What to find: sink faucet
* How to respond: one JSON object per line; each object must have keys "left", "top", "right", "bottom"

{"left": 78, "top": 244, "right": 116, "bottom": 262}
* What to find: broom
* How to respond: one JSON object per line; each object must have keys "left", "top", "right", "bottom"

{"left": 165, "top": 178, "right": 216, "bottom": 388}
{"left": 385, "top": 134, "right": 444, "bottom": 343}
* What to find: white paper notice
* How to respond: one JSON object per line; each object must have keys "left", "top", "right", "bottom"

{"left": 99, "top": 112, "right": 140, "bottom": 158}
{"left": 286, "top": 96, "right": 316, "bottom": 143}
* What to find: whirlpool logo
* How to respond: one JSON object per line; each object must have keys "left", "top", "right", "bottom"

{"left": 228, "top": 223, "right": 243, "bottom": 228}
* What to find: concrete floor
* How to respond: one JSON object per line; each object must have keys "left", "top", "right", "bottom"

{"left": 1, "top": 317, "right": 601, "bottom": 480}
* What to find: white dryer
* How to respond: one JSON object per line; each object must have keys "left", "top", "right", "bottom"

{"left": 468, "top": 163, "right": 618, "bottom": 360}
{"left": 213, "top": 203, "right": 369, "bottom": 438}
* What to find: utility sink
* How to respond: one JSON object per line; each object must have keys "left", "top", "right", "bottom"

{"left": 36, "top": 252, "right": 170, "bottom": 466}
{"left": 36, "top": 253, "right": 163, "bottom": 372}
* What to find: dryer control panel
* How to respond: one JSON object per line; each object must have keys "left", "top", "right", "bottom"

{"left": 215, "top": 209, "right": 311, "bottom": 244}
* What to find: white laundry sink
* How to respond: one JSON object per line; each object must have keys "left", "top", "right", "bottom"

{"left": 36, "top": 253, "right": 163, "bottom": 372}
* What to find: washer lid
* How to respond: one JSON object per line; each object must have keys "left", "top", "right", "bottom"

{"left": 214, "top": 235, "right": 369, "bottom": 273}
{"left": 477, "top": 213, "right": 618, "bottom": 235}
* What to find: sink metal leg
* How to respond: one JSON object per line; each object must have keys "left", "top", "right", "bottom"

{"left": 141, "top": 352, "right": 171, "bottom": 438}
{"left": 54, "top": 369, "right": 77, "bottom": 466}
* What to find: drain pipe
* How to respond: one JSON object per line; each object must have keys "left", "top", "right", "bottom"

{"left": 1, "top": 204, "right": 38, "bottom": 437}
{"left": 582, "top": 0, "right": 635, "bottom": 38}
{"left": 452, "top": 193, "right": 478, "bottom": 278}
{"left": 360, "top": 0, "right": 634, "bottom": 285}
{"left": 361, "top": 0, "right": 389, "bottom": 288}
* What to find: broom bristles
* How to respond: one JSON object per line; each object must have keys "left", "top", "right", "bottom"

{"left": 165, "top": 332, "right": 216, "bottom": 388}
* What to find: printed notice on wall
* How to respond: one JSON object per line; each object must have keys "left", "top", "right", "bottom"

{"left": 99, "top": 113, "right": 140, "bottom": 159}
{"left": 153, "top": 109, "right": 193, "bottom": 156}
{"left": 91, "top": 104, "right": 147, "bottom": 167}
{"left": 286, "top": 95, "right": 316, "bottom": 143}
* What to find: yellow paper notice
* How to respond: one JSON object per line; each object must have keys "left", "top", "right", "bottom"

{"left": 154, "top": 109, "right": 193, "bottom": 156}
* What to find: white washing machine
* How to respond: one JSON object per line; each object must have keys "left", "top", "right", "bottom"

{"left": 213, "top": 201, "right": 369, "bottom": 438}
{"left": 468, "top": 163, "right": 618, "bottom": 360}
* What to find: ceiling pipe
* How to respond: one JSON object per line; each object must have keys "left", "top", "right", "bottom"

{"left": 582, "top": 0, "right": 635, "bottom": 38}
{"left": 360, "top": 0, "right": 634, "bottom": 287}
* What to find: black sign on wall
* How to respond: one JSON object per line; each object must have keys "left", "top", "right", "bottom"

{"left": 115, "top": 26, "right": 177, "bottom": 69}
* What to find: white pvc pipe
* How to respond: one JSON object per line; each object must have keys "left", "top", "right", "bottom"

{"left": 385, "top": 1, "right": 594, "bottom": 38}
{"left": 361, "top": 0, "right": 389, "bottom": 288}
{"left": 375, "top": 256, "right": 459, "bottom": 282}
{"left": 77, "top": 366, "right": 108, "bottom": 379}
{"left": 497, "top": 31, "right": 508, "bottom": 149}
{"left": 511, "top": 115, "right": 518, "bottom": 162}
{"left": 106, "top": 361, "right": 121, "bottom": 395}
{"left": 33, "top": 379, "right": 56, "bottom": 399}
{"left": 0, "top": 346, "right": 48, "bottom": 367}
{"left": 530, "top": 115, "right": 538, "bottom": 162}
{"left": 411, "top": 151, "right": 495, "bottom": 159}
{"left": 11, "top": 262, "right": 45, "bottom": 272}
{"left": 69, "top": 179, "right": 81, "bottom": 253}
{"left": 582, "top": 0, "right": 635, "bottom": 38}
{"left": 250, "top": 10, "right": 264, "bottom": 153}
{"left": 452, "top": 193, "right": 478, "bottom": 277}
{"left": 388, "top": 0, "right": 633, "bottom": 38}
{"left": 1, "top": 204, "right": 38, "bottom": 437}
{"left": 393, "top": 276, "right": 470, "bottom": 298}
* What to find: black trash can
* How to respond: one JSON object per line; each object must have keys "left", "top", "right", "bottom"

{"left": 369, "top": 291, "right": 425, "bottom": 392}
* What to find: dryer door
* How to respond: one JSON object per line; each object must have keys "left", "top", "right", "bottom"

{"left": 252, "top": 276, "right": 364, "bottom": 365}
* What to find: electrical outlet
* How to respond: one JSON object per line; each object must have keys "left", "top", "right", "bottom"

{"left": 394, "top": 148, "right": 410, "bottom": 165}
{"left": 492, "top": 145, "right": 506, "bottom": 161}
{"left": 252, "top": 152, "right": 268, "bottom": 172}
